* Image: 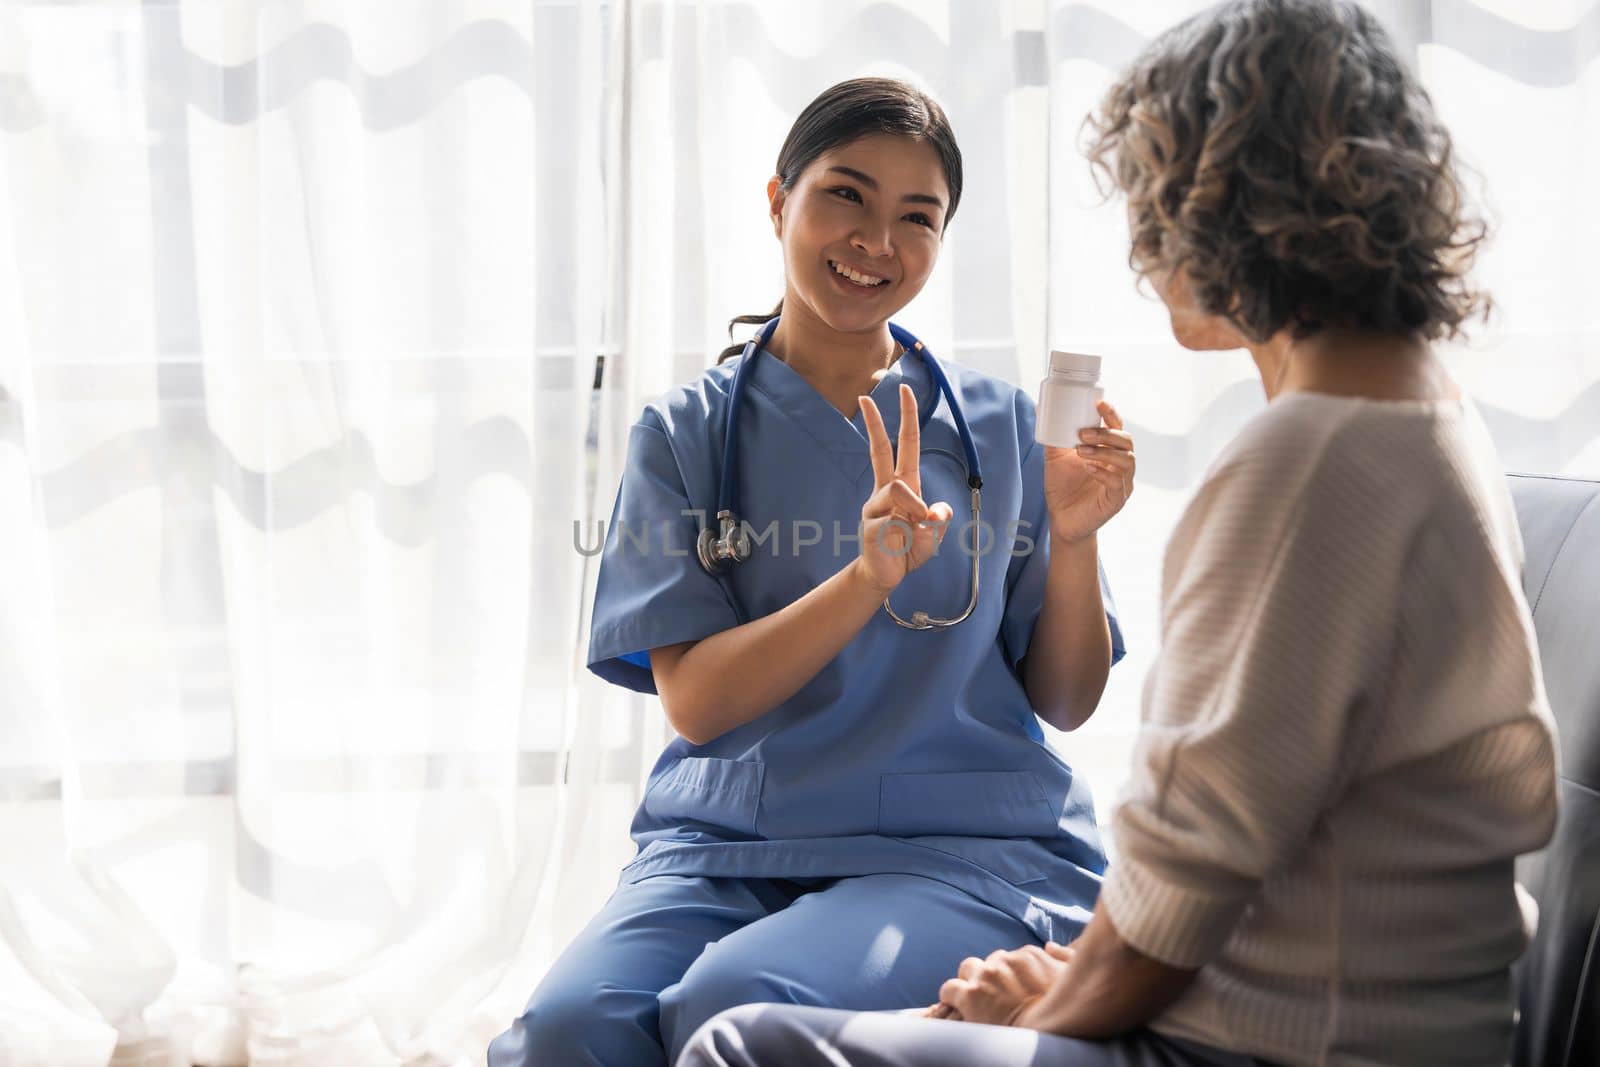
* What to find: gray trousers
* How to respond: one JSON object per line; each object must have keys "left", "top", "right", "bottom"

{"left": 676, "top": 1004, "right": 1272, "bottom": 1067}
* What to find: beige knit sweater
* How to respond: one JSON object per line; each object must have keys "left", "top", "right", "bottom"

{"left": 1099, "top": 392, "right": 1558, "bottom": 1066}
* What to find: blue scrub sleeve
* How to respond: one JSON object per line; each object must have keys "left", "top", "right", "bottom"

{"left": 1000, "top": 436, "right": 1127, "bottom": 672}
{"left": 586, "top": 414, "right": 743, "bottom": 694}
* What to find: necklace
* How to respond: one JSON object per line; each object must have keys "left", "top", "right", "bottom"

{"left": 1270, "top": 343, "right": 1295, "bottom": 398}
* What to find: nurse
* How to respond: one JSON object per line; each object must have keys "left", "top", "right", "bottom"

{"left": 488, "top": 76, "right": 1136, "bottom": 1066}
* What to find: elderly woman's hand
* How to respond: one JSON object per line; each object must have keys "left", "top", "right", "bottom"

{"left": 920, "top": 941, "right": 1075, "bottom": 1025}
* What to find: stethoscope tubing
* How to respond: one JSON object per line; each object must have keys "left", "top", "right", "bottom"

{"left": 699, "top": 316, "right": 986, "bottom": 631}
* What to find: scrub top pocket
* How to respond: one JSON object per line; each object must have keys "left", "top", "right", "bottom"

{"left": 640, "top": 757, "right": 765, "bottom": 837}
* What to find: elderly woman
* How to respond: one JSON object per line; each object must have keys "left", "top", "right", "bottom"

{"left": 676, "top": 1, "right": 1558, "bottom": 1065}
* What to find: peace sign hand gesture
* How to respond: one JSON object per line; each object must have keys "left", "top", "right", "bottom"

{"left": 857, "top": 384, "right": 956, "bottom": 596}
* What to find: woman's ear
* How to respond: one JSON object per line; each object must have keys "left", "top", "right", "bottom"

{"left": 766, "top": 175, "right": 785, "bottom": 238}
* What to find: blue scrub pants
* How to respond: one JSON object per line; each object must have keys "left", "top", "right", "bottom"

{"left": 486, "top": 871, "right": 1043, "bottom": 1067}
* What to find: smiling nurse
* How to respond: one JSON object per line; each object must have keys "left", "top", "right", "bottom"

{"left": 487, "top": 77, "right": 1136, "bottom": 1067}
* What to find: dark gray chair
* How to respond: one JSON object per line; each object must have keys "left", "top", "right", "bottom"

{"left": 1509, "top": 473, "right": 1600, "bottom": 1067}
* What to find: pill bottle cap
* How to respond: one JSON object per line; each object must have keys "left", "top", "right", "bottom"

{"left": 1048, "top": 351, "right": 1102, "bottom": 380}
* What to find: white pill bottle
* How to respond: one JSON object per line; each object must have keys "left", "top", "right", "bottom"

{"left": 1035, "top": 351, "right": 1104, "bottom": 447}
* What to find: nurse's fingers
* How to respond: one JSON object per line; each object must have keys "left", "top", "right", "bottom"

{"left": 865, "top": 479, "right": 933, "bottom": 523}
{"left": 859, "top": 395, "right": 894, "bottom": 488}
{"left": 1085, "top": 461, "right": 1131, "bottom": 488}
{"left": 1086, "top": 465, "right": 1134, "bottom": 502}
{"left": 1097, "top": 399, "right": 1125, "bottom": 432}
{"left": 1075, "top": 445, "right": 1136, "bottom": 477}
{"left": 925, "top": 500, "right": 955, "bottom": 545}
{"left": 1077, "top": 426, "right": 1134, "bottom": 452}
{"left": 957, "top": 956, "right": 985, "bottom": 981}
{"left": 896, "top": 383, "right": 920, "bottom": 496}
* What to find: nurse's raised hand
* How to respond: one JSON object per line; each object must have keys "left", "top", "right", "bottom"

{"left": 856, "top": 384, "right": 955, "bottom": 595}
{"left": 1043, "top": 398, "right": 1136, "bottom": 546}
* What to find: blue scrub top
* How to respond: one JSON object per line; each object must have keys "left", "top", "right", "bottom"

{"left": 587, "top": 342, "right": 1127, "bottom": 944}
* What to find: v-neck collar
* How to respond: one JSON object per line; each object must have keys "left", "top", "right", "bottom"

{"left": 742, "top": 341, "right": 955, "bottom": 486}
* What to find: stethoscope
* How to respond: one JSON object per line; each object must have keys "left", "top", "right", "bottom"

{"left": 696, "top": 317, "right": 985, "bottom": 631}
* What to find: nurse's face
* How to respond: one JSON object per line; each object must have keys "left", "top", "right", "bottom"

{"left": 767, "top": 134, "right": 948, "bottom": 336}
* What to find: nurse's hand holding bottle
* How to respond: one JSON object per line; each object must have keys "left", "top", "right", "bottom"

{"left": 856, "top": 383, "right": 956, "bottom": 594}
{"left": 1002, "top": 395, "right": 1131, "bottom": 734}
{"left": 1042, "top": 399, "right": 1136, "bottom": 544}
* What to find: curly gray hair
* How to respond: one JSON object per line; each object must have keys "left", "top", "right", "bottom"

{"left": 1085, "top": 0, "right": 1490, "bottom": 342}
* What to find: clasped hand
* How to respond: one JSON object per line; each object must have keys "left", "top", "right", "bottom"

{"left": 921, "top": 940, "right": 1075, "bottom": 1026}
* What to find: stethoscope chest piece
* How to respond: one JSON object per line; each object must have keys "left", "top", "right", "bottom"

{"left": 696, "top": 508, "right": 751, "bottom": 574}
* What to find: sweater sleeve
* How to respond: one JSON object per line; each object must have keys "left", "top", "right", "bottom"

{"left": 1099, "top": 414, "right": 1407, "bottom": 968}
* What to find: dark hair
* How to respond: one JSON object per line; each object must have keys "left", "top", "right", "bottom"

{"left": 717, "top": 77, "right": 964, "bottom": 363}
{"left": 1084, "top": 0, "right": 1489, "bottom": 343}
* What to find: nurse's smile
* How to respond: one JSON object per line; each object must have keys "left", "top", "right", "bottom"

{"left": 826, "top": 258, "right": 891, "bottom": 296}
{"left": 828, "top": 259, "right": 889, "bottom": 285}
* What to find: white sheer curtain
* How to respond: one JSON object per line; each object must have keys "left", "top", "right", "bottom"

{"left": 1, "top": 1, "right": 623, "bottom": 1063}
{"left": 1, "top": 1, "right": 1595, "bottom": 1065}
